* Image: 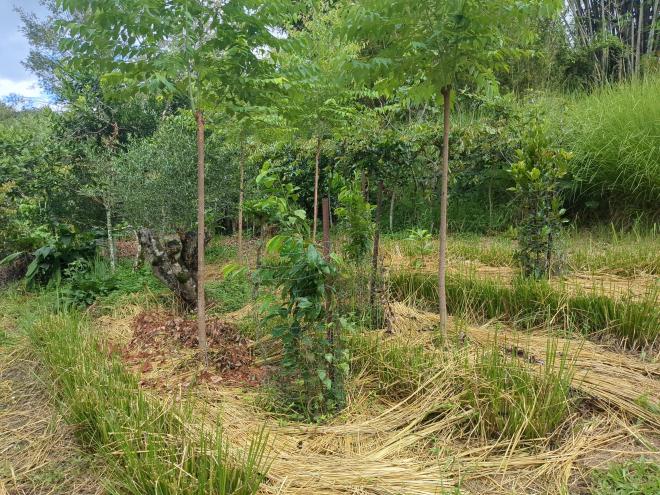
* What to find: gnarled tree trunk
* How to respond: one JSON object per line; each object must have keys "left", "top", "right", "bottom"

{"left": 137, "top": 228, "right": 206, "bottom": 309}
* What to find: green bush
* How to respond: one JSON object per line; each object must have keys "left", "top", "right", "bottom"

{"left": 62, "top": 258, "right": 117, "bottom": 307}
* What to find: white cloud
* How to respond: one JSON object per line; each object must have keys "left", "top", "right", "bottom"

{"left": 0, "top": 77, "right": 45, "bottom": 98}
{"left": 0, "top": 78, "right": 54, "bottom": 108}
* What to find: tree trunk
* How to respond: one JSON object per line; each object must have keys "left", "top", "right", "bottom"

{"left": 636, "top": 0, "right": 645, "bottom": 74}
{"left": 648, "top": 0, "right": 659, "bottom": 55}
{"left": 370, "top": 179, "right": 384, "bottom": 312}
{"left": 133, "top": 229, "right": 143, "bottom": 271}
{"left": 105, "top": 202, "right": 116, "bottom": 272}
{"left": 389, "top": 189, "right": 395, "bottom": 233}
{"left": 312, "top": 136, "right": 321, "bottom": 243}
{"left": 137, "top": 228, "right": 204, "bottom": 308}
{"left": 195, "top": 109, "right": 208, "bottom": 363}
{"left": 238, "top": 141, "right": 245, "bottom": 260}
{"left": 361, "top": 169, "right": 368, "bottom": 201}
{"left": 438, "top": 86, "right": 451, "bottom": 337}
{"left": 252, "top": 225, "right": 265, "bottom": 299}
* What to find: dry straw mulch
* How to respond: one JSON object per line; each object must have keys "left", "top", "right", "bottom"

{"left": 97, "top": 298, "right": 660, "bottom": 495}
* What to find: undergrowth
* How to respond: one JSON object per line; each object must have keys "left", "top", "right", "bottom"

{"left": 589, "top": 458, "right": 660, "bottom": 495}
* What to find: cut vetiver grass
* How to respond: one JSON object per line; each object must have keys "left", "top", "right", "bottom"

{"left": 23, "top": 307, "right": 270, "bottom": 495}
{"left": 465, "top": 335, "right": 576, "bottom": 441}
{"left": 390, "top": 271, "right": 659, "bottom": 348}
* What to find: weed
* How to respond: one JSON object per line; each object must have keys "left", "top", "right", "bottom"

{"left": 589, "top": 458, "right": 660, "bottom": 495}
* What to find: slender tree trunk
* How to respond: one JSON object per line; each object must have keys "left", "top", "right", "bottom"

{"left": 438, "top": 86, "right": 451, "bottom": 337}
{"left": 601, "top": 0, "right": 609, "bottom": 81}
{"left": 312, "top": 136, "right": 321, "bottom": 242}
{"left": 636, "top": 0, "right": 645, "bottom": 74}
{"left": 389, "top": 190, "right": 395, "bottom": 233}
{"left": 321, "top": 197, "right": 335, "bottom": 383}
{"left": 105, "top": 202, "right": 116, "bottom": 272}
{"left": 361, "top": 169, "right": 368, "bottom": 201}
{"left": 648, "top": 0, "right": 659, "bottom": 55}
{"left": 133, "top": 229, "right": 143, "bottom": 271}
{"left": 370, "top": 179, "right": 384, "bottom": 312}
{"left": 252, "top": 225, "right": 265, "bottom": 299}
{"left": 238, "top": 142, "right": 245, "bottom": 260}
{"left": 195, "top": 109, "right": 208, "bottom": 364}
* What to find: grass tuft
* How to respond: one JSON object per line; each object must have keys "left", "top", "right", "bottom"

{"left": 24, "top": 307, "right": 269, "bottom": 495}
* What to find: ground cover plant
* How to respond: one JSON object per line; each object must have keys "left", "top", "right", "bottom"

{"left": 1, "top": 0, "right": 659, "bottom": 493}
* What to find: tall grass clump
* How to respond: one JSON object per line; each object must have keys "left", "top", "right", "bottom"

{"left": 565, "top": 76, "right": 660, "bottom": 218}
{"left": 390, "top": 271, "right": 659, "bottom": 348}
{"left": 465, "top": 337, "right": 576, "bottom": 440}
{"left": 349, "top": 333, "right": 438, "bottom": 399}
{"left": 25, "top": 310, "right": 269, "bottom": 494}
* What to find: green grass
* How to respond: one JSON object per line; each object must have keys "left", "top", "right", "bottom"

{"left": 15, "top": 297, "right": 269, "bottom": 495}
{"left": 207, "top": 271, "right": 252, "bottom": 314}
{"left": 390, "top": 271, "right": 659, "bottom": 348}
{"left": 565, "top": 76, "right": 660, "bottom": 217}
{"left": 590, "top": 458, "right": 660, "bottom": 495}
{"left": 386, "top": 228, "right": 660, "bottom": 275}
{"left": 465, "top": 337, "right": 576, "bottom": 440}
{"left": 349, "top": 332, "right": 438, "bottom": 399}
{"left": 207, "top": 240, "right": 238, "bottom": 264}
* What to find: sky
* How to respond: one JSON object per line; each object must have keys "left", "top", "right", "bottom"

{"left": 0, "top": 0, "right": 49, "bottom": 105}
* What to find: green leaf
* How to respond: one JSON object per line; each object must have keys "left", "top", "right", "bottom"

{"left": 0, "top": 252, "right": 23, "bottom": 267}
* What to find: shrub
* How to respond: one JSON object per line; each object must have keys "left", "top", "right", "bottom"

{"left": 336, "top": 176, "right": 374, "bottom": 262}
{"left": 62, "top": 258, "right": 117, "bottom": 307}
{"left": 509, "top": 125, "right": 571, "bottom": 278}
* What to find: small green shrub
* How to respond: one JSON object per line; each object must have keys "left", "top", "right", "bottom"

{"left": 336, "top": 175, "right": 374, "bottom": 262}
{"left": 509, "top": 124, "right": 570, "bottom": 279}
{"left": 62, "top": 258, "right": 117, "bottom": 307}
{"left": 1, "top": 227, "right": 98, "bottom": 289}
{"left": 590, "top": 458, "right": 660, "bottom": 495}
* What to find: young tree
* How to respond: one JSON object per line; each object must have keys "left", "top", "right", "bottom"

{"left": 57, "top": 0, "right": 287, "bottom": 361}
{"left": 344, "top": 0, "right": 561, "bottom": 337}
{"left": 275, "top": 7, "right": 357, "bottom": 242}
